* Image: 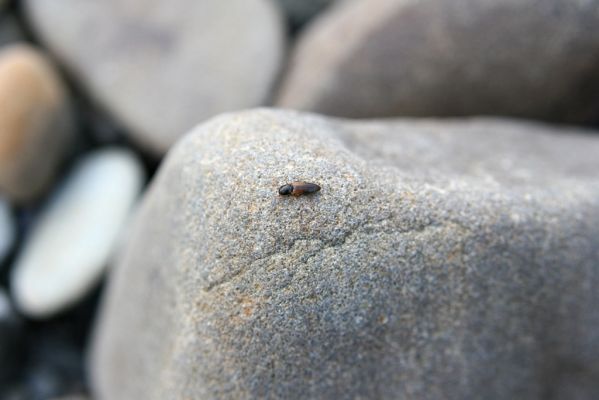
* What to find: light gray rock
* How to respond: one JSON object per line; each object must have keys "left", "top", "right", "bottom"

{"left": 25, "top": 0, "right": 285, "bottom": 156}
{"left": 0, "top": 44, "right": 74, "bottom": 202}
{"left": 277, "top": 0, "right": 599, "bottom": 124}
{"left": 91, "top": 109, "right": 599, "bottom": 400}
{"left": 12, "top": 148, "right": 145, "bottom": 318}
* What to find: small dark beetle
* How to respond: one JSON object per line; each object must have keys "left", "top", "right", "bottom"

{"left": 278, "top": 181, "right": 321, "bottom": 196}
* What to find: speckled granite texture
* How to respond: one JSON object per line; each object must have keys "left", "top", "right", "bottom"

{"left": 91, "top": 109, "right": 599, "bottom": 400}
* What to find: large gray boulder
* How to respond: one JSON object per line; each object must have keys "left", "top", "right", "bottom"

{"left": 91, "top": 109, "right": 599, "bottom": 399}
{"left": 277, "top": 0, "right": 599, "bottom": 124}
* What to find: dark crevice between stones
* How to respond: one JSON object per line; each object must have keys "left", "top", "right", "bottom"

{"left": 0, "top": 281, "right": 105, "bottom": 399}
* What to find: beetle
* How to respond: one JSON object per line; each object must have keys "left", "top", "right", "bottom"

{"left": 278, "top": 181, "right": 321, "bottom": 196}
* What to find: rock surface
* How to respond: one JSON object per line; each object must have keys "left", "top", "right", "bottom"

{"left": 0, "top": 44, "right": 73, "bottom": 202}
{"left": 12, "top": 148, "right": 144, "bottom": 318}
{"left": 25, "top": 0, "right": 285, "bottom": 155}
{"left": 91, "top": 109, "right": 599, "bottom": 399}
{"left": 277, "top": 0, "right": 599, "bottom": 124}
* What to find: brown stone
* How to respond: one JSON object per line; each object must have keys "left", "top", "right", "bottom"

{"left": 0, "top": 44, "right": 73, "bottom": 202}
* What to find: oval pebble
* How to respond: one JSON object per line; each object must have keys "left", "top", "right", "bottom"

{"left": 0, "top": 44, "right": 73, "bottom": 202}
{"left": 11, "top": 148, "right": 145, "bottom": 318}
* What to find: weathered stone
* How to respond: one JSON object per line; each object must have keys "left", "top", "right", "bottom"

{"left": 12, "top": 148, "right": 145, "bottom": 318}
{"left": 25, "top": 0, "right": 285, "bottom": 155}
{"left": 91, "top": 109, "right": 599, "bottom": 399}
{"left": 0, "top": 44, "right": 73, "bottom": 202}
{"left": 277, "top": 0, "right": 599, "bottom": 124}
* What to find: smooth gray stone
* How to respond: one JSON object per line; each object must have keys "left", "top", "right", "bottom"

{"left": 278, "top": 0, "right": 599, "bottom": 125}
{"left": 91, "top": 109, "right": 599, "bottom": 400}
{"left": 24, "top": 0, "right": 285, "bottom": 156}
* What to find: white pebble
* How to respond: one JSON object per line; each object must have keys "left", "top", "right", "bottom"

{"left": 11, "top": 148, "right": 145, "bottom": 317}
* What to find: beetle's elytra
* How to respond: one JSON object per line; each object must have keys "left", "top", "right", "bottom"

{"left": 278, "top": 181, "right": 321, "bottom": 196}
